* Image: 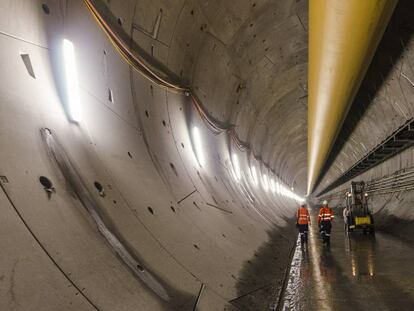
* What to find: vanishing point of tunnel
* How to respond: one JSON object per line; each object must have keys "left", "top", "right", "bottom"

{"left": 1, "top": 0, "right": 414, "bottom": 310}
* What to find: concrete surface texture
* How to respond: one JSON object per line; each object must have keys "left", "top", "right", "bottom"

{"left": 1, "top": 0, "right": 414, "bottom": 311}
{"left": 0, "top": 0, "right": 303, "bottom": 310}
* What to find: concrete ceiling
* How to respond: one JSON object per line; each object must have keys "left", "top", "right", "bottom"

{"left": 106, "top": 0, "right": 309, "bottom": 193}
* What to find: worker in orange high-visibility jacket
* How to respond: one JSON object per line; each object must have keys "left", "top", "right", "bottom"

{"left": 318, "top": 200, "right": 334, "bottom": 246}
{"left": 296, "top": 203, "right": 311, "bottom": 244}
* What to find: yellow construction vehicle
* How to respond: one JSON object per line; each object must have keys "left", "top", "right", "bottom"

{"left": 344, "top": 182, "right": 375, "bottom": 234}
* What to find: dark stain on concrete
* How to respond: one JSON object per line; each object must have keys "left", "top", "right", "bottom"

{"left": 8, "top": 259, "right": 19, "bottom": 302}
{"left": 230, "top": 224, "right": 296, "bottom": 310}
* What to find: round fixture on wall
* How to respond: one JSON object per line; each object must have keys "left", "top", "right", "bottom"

{"left": 41, "top": 4, "right": 50, "bottom": 14}
{"left": 39, "top": 176, "right": 53, "bottom": 189}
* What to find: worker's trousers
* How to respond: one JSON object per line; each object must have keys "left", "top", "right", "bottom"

{"left": 298, "top": 224, "right": 309, "bottom": 244}
{"left": 319, "top": 221, "right": 332, "bottom": 245}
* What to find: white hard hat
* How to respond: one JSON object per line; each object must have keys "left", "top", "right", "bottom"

{"left": 323, "top": 200, "right": 328, "bottom": 205}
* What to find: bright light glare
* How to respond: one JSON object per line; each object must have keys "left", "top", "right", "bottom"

{"left": 192, "top": 126, "right": 205, "bottom": 167}
{"left": 262, "top": 174, "right": 269, "bottom": 192}
{"left": 270, "top": 178, "right": 275, "bottom": 193}
{"left": 232, "top": 154, "right": 241, "bottom": 181}
{"left": 250, "top": 166, "right": 258, "bottom": 186}
{"left": 63, "top": 39, "right": 81, "bottom": 122}
{"left": 271, "top": 179, "right": 304, "bottom": 202}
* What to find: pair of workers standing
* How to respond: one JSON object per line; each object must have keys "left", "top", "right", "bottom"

{"left": 296, "top": 200, "right": 334, "bottom": 246}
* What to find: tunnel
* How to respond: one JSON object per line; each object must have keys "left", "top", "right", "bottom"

{"left": 0, "top": 0, "right": 413, "bottom": 310}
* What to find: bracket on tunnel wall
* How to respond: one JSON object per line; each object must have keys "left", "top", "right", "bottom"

{"left": 318, "top": 118, "right": 414, "bottom": 196}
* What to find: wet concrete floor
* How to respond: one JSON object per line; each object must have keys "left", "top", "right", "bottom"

{"left": 279, "top": 206, "right": 414, "bottom": 311}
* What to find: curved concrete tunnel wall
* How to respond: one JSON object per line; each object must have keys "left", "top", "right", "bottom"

{"left": 0, "top": 1, "right": 308, "bottom": 310}
{"left": 3, "top": 0, "right": 414, "bottom": 310}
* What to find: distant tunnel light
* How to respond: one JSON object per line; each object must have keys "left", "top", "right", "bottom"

{"left": 63, "top": 39, "right": 81, "bottom": 122}
{"left": 251, "top": 166, "right": 258, "bottom": 186}
{"left": 192, "top": 126, "right": 205, "bottom": 167}
{"left": 270, "top": 178, "right": 275, "bottom": 193}
{"left": 232, "top": 154, "right": 241, "bottom": 181}
{"left": 262, "top": 174, "right": 269, "bottom": 192}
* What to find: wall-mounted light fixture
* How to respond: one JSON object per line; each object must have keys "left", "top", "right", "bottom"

{"left": 192, "top": 126, "right": 205, "bottom": 167}
{"left": 262, "top": 173, "right": 269, "bottom": 192}
{"left": 270, "top": 178, "right": 276, "bottom": 193}
{"left": 63, "top": 39, "right": 81, "bottom": 122}
{"left": 232, "top": 154, "right": 241, "bottom": 181}
{"left": 250, "top": 166, "right": 258, "bottom": 186}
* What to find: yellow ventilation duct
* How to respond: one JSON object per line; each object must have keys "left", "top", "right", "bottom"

{"left": 307, "top": 0, "right": 398, "bottom": 194}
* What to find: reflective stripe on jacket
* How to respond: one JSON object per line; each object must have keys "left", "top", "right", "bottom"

{"left": 318, "top": 207, "right": 334, "bottom": 223}
{"left": 297, "top": 207, "right": 310, "bottom": 225}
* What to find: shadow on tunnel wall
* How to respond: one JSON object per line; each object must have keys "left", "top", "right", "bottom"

{"left": 229, "top": 222, "right": 296, "bottom": 311}
{"left": 313, "top": 0, "right": 414, "bottom": 193}
{"left": 374, "top": 191, "right": 414, "bottom": 245}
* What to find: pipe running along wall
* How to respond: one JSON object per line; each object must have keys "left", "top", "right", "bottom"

{"left": 307, "top": 0, "right": 398, "bottom": 194}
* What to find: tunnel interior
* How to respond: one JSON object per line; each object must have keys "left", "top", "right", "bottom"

{"left": 0, "top": 0, "right": 414, "bottom": 310}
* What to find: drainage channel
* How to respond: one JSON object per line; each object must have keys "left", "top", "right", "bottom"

{"left": 275, "top": 236, "right": 303, "bottom": 311}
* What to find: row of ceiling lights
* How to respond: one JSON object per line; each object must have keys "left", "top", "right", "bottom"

{"left": 192, "top": 126, "right": 305, "bottom": 203}
{"left": 62, "top": 38, "right": 304, "bottom": 204}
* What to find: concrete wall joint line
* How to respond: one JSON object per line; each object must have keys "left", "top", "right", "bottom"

{"left": 0, "top": 30, "right": 49, "bottom": 49}
{"left": 0, "top": 183, "right": 100, "bottom": 310}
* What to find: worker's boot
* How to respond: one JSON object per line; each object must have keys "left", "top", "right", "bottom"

{"left": 300, "top": 233, "right": 305, "bottom": 245}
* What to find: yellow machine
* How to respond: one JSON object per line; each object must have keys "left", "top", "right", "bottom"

{"left": 344, "top": 182, "right": 375, "bottom": 234}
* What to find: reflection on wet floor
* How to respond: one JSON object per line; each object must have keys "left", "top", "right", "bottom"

{"left": 279, "top": 206, "right": 414, "bottom": 311}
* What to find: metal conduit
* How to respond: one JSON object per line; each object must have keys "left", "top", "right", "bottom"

{"left": 322, "top": 165, "right": 414, "bottom": 200}
{"left": 307, "top": 0, "right": 398, "bottom": 194}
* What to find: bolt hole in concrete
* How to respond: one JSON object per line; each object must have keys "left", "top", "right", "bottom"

{"left": 108, "top": 88, "right": 114, "bottom": 103}
{"left": 94, "top": 181, "right": 103, "bottom": 192}
{"left": 39, "top": 176, "right": 53, "bottom": 188}
{"left": 169, "top": 163, "right": 178, "bottom": 176}
{"left": 127, "top": 151, "right": 132, "bottom": 158}
{"left": 181, "top": 143, "right": 184, "bottom": 148}
{"left": 41, "top": 4, "right": 50, "bottom": 14}
{"left": 145, "top": 110, "right": 149, "bottom": 118}
{"left": 162, "top": 120, "right": 166, "bottom": 127}
{"left": 94, "top": 181, "right": 106, "bottom": 197}
{"left": 193, "top": 244, "right": 199, "bottom": 250}
{"left": 113, "top": 200, "right": 117, "bottom": 204}
{"left": 20, "top": 53, "right": 36, "bottom": 79}
{"left": 147, "top": 206, "right": 154, "bottom": 215}
{"left": 170, "top": 206, "right": 176, "bottom": 213}
{"left": 117, "top": 17, "right": 123, "bottom": 26}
